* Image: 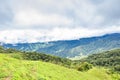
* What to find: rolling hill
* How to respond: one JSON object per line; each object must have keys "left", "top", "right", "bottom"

{"left": 2, "top": 33, "right": 120, "bottom": 58}
{"left": 0, "top": 46, "right": 119, "bottom": 80}
{"left": 0, "top": 53, "right": 115, "bottom": 80}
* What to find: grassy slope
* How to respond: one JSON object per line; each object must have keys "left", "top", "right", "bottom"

{"left": 0, "top": 53, "right": 113, "bottom": 80}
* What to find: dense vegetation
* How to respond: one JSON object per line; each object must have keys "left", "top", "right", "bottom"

{"left": 0, "top": 46, "right": 20, "bottom": 53}
{"left": 78, "top": 49, "right": 120, "bottom": 72}
{"left": 22, "top": 52, "right": 71, "bottom": 67}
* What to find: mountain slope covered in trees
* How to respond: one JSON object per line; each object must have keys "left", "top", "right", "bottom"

{"left": 2, "top": 33, "right": 120, "bottom": 58}
{"left": 78, "top": 49, "right": 120, "bottom": 72}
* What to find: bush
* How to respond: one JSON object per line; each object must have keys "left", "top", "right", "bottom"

{"left": 77, "top": 62, "right": 92, "bottom": 71}
{"left": 114, "top": 65, "right": 120, "bottom": 72}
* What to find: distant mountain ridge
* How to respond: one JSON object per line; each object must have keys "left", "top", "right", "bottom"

{"left": 2, "top": 33, "right": 120, "bottom": 58}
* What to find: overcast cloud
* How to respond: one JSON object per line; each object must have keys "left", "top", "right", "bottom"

{"left": 0, "top": 0, "right": 120, "bottom": 43}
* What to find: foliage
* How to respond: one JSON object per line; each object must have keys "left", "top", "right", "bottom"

{"left": 114, "top": 65, "right": 120, "bottom": 72}
{"left": 79, "top": 49, "right": 120, "bottom": 72}
{"left": 0, "top": 46, "right": 5, "bottom": 53}
{"left": 77, "top": 62, "right": 93, "bottom": 71}
{"left": 22, "top": 52, "right": 72, "bottom": 67}
{"left": 0, "top": 46, "right": 20, "bottom": 53}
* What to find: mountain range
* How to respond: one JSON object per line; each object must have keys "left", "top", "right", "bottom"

{"left": 1, "top": 33, "right": 120, "bottom": 59}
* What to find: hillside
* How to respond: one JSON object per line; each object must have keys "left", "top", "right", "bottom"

{"left": 0, "top": 53, "right": 114, "bottom": 80}
{"left": 2, "top": 33, "right": 120, "bottom": 58}
{"left": 0, "top": 46, "right": 119, "bottom": 80}
{"left": 79, "top": 49, "right": 120, "bottom": 72}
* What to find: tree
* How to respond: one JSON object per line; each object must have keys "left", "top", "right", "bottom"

{"left": 0, "top": 46, "right": 5, "bottom": 53}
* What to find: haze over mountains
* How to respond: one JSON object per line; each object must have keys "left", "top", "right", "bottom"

{"left": 2, "top": 33, "right": 120, "bottom": 59}
{"left": 0, "top": 0, "right": 120, "bottom": 59}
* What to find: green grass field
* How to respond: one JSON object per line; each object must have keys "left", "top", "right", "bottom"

{"left": 0, "top": 53, "right": 119, "bottom": 80}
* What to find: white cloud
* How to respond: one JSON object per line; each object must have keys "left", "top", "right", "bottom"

{"left": 1, "top": 0, "right": 120, "bottom": 29}
{"left": 0, "top": 0, "right": 120, "bottom": 43}
{"left": 13, "top": 9, "right": 73, "bottom": 27}
{"left": 0, "top": 26, "right": 120, "bottom": 43}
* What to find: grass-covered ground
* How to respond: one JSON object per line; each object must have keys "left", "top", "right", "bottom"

{"left": 0, "top": 53, "right": 118, "bottom": 80}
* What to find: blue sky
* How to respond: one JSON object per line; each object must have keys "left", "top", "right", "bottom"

{"left": 0, "top": 0, "right": 120, "bottom": 43}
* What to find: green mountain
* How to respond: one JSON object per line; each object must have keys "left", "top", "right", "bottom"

{"left": 79, "top": 49, "right": 120, "bottom": 72}
{"left": 0, "top": 47, "right": 119, "bottom": 80}
{"left": 2, "top": 33, "right": 120, "bottom": 58}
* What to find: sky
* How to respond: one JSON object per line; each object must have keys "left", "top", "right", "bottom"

{"left": 0, "top": 0, "right": 120, "bottom": 43}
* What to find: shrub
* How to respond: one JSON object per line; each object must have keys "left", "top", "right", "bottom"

{"left": 114, "top": 65, "right": 120, "bottom": 72}
{"left": 77, "top": 62, "right": 92, "bottom": 71}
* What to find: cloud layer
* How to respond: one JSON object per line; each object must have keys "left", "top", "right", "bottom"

{"left": 0, "top": 0, "right": 120, "bottom": 43}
